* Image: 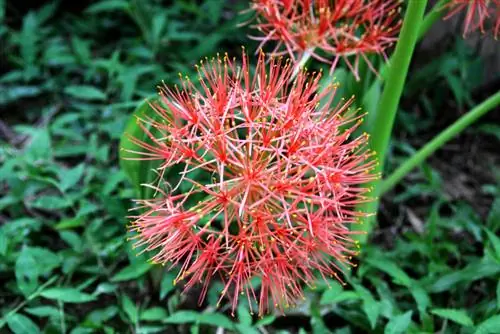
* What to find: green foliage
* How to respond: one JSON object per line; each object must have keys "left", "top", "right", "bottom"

{"left": 119, "top": 97, "right": 162, "bottom": 199}
{"left": 1, "top": 0, "right": 499, "bottom": 333}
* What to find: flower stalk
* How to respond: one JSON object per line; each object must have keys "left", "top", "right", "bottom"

{"left": 381, "top": 91, "right": 500, "bottom": 194}
{"left": 353, "top": 0, "right": 429, "bottom": 243}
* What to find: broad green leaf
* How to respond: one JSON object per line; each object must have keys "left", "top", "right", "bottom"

{"left": 354, "top": 284, "right": 380, "bottom": 329}
{"left": 121, "top": 294, "right": 139, "bottom": 324}
{"left": 60, "top": 231, "right": 84, "bottom": 251}
{"left": 40, "top": 287, "right": 96, "bottom": 303}
{"left": 430, "top": 308, "right": 473, "bottom": 327}
{"left": 486, "top": 197, "right": 500, "bottom": 231}
{"left": 0, "top": 0, "right": 4, "bottom": 23}
{"left": 0, "top": 228, "right": 7, "bottom": 255}
{"left": 25, "top": 306, "right": 60, "bottom": 319}
{"left": 111, "top": 261, "right": 152, "bottom": 282}
{"left": 20, "top": 12, "right": 38, "bottom": 69}
{"left": 474, "top": 315, "right": 500, "bottom": 334}
{"left": 365, "top": 257, "right": 412, "bottom": 287}
{"left": 57, "top": 164, "right": 85, "bottom": 192}
{"left": 93, "top": 283, "right": 117, "bottom": 296}
{"left": 198, "top": 313, "right": 235, "bottom": 329}
{"left": 384, "top": 311, "right": 413, "bottom": 334}
{"left": 119, "top": 97, "right": 163, "bottom": 199}
{"left": 7, "top": 313, "right": 40, "bottom": 334}
{"left": 54, "top": 216, "right": 84, "bottom": 230}
{"left": 255, "top": 315, "right": 275, "bottom": 327}
{"left": 71, "top": 37, "right": 91, "bottom": 64}
{"left": 430, "top": 259, "right": 500, "bottom": 293}
{"left": 320, "top": 281, "right": 344, "bottom": 305}
{"left": 497, "top": 280, "right": 500, "bottom": 310}
{"left": 24, "top": 128, "right": 52, "bottom": 162}
{"left": 30, "top": 195, "right": 72, "bottom": 210}
{"left": 409, "top": 285, "right": 430, "bottom": 314}
{"left": 85, "top": 0, "right": 129, "bottom": 13}
{"left": 86, "top": 306, "right": 119, "bottom": 325}
{"left": 160, "top": 271, "right": 176, "bottom": 300}
{"left": 141, "top": 307, "right": 168, "bottom": 321}
{"left": 15, "top": 248, "right": 39, "bottom": 297}
{"left": 321, "top": 291, "right": 359, "bottom": 304}
{"left": 163, "top": 311, "right": 200, "bottom": 324}
{"left": 485, "top": 229, "right": 500, "bottom": 260}
{"left": 0, "top": 85, "right": 42, "bottom": 105}
{"left": 235, "top": 324, "right": 260, "bottom": 334}
{"left": 237, "top": 305, "right": 252, "bottom": 326}
{"left": 64, "top": 85, "right": 107, "bottom": 101}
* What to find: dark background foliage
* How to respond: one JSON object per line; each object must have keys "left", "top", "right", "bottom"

{"left": 0, "top": 1, "right": 499, "bottom": 333}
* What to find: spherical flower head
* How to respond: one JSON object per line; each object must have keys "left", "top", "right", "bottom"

{"left": 127, "top": 50, "right": 378, "bottom": 315}
{"left": 248, "top": 0, "right": 402, "bottom": 79}
{"left": 443, "top": 0, "right": 500, "bottom": 38}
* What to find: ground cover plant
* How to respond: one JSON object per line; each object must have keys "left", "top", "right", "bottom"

{"left": 1, "top": 0, "right": 499, "bottom": 333}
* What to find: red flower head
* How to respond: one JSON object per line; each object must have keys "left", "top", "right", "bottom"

{"left": 248, "top": 0, "right": 402, "bottom": 79}
{"left": 444, "top": 0, "right": 500, "bottom": 38}
{"left": 128, "top": 50, "right": 378, "bottom": 315}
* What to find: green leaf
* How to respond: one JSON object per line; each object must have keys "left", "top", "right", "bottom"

{"left": 319, "top": 281, "right": 344, "bottom": 305}
{"left": 198, "top": 313, "right": 235, "bottom": 329}
{"left": 57, "top": 164, "right": 85, "bottom": 192}
{"left": 7, "top": 313, "right": 40, "bottom": 334}
{"left": 486, "top": 197, "right": 500, "bottom": 231}
{"left": 255, "top": 315, "right": 275, "bottom": 327}
{"left": 86, "top": 306, "right": 119, "bottom": 325}
{"left": 163, "top": 311, "right": 200, "bottom": 324}
{"left": 473, "top": 315, "right": 500, "bottom": 334}
{"left": 237, "top": 305, "right": 253, "bottom": 326}
{"left": 64, "top": 85, "right": 107, "bottom": 101}
{"left": 20, "top": 12, "right": 38, "bottom": 69}
{"left": 119, "top": 97, "right": 163, "bottom": 199}
{"left": 384, "top": 311, "right": 413, "bottom": 334}
{"left": 497, "top": 280, "right": 500, "bottom": 310}
{"left": 15, "top": 248, "right": 39, "bottom": 297}
{"left": 54, "top": 216, "right": 84, "bottom": 230}
{"left": 25, "top": 306, "right": 60, "bottom": 319}
{"left": 353, "top": 284, "right": 380, "bottom": 329}
{"left": 0, "top": 228, "right": 8, "bottom": 255}
{"left": 159, "top": 271, "right": 176, "bottom": 300}
{"left": 85, "top": 0, "right": 129, "bottom": 13}
{"left": 60, "top": 231, "right": 84, "bottom": 251}
{"left": 430, "top": 308, "right": 473, "bottom": 327}
{"left": 40, "top": 287, "right": 96, "bottom": 303}
{"left": 121, "top": 294, "right": 139, "bottom": 324}
{"left": 24, "top": 128, "right": 52, "bottom": 162}
{"left": 365, "top": 257, "right": 412, "bottom": 287}
{"left": 409, "top": 285, "right": 430, "bottom": 314}
{"left": 430, "top": 259, "right": 500, "bottom": 293}
{"left": 485, "top": 229, "right": 500, "bottom": 260}
{"left": 111, "top": 261, "right": 152, "bottom": 282}
{"left": 30, "top": 195, "right": 72, "bottom": 210}
{"left": 141, "top": 307, "right": 168, "bottom": 321}
{"left": 321, "top": 291, "right": 359, "bottom": 304}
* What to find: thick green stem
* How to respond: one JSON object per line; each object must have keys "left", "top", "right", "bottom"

{"left": 379, "top": 0, "right": 448, "bottom": 80}
{"left": 353, "top": 0, "right": 428, "bottom": 243}
{"left": 381, "top": 91, "right": 500, "bottom": 194}
{"left": 418, "top": 0, "right": 449, "bottom": 39}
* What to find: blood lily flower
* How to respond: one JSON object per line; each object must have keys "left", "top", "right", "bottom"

{"left": 127, "top": 51, "right": 378, "bottom": 315}
{"left": 443, "top": 0, "right": 500, "bottom": 38}
{"left": 247, "top": 0, "right": 402, "bottom": 79}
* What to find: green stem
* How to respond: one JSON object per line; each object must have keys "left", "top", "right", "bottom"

{"left": 418, "top": 0, "right": 449, "bottom": 39}
{"left": 0, "top": 276, "right": 58, "bottom": 329}
{"left": 353, "top": 0, "right": 428, "bottom": 243}
{"left": 381, "top": 91, "right": 500, "bottom": 194}
{"left": 379, "top": 0, "right": 448, "bottom": 80}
